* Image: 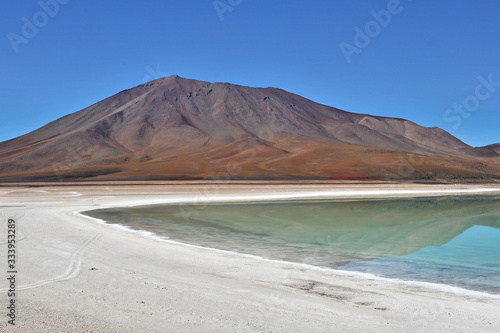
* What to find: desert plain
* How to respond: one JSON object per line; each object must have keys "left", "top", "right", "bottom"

{"left": 0, "top": 182, "right": 499, "bottom": 332}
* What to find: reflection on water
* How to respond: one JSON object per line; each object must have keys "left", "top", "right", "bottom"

{"left": 85, "top": 195, "right": 500, "bottom": 293}
{"left": 342, "top": 225, "right": 500, "bottom": 293}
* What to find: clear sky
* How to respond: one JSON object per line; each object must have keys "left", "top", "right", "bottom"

{"left": 1, "top": 0, "right": 499, "bottom": 147}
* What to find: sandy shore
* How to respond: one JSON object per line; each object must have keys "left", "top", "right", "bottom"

{"left": 1, "top": 183, "right": 500, "bottom": 332}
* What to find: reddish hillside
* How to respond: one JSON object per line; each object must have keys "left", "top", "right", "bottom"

{"left": 0, "top": 76, "right": 499, "bottom": 182}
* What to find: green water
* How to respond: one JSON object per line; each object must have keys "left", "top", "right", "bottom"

{"left": 85, "top": 195, "right": 500, "bottom": 294}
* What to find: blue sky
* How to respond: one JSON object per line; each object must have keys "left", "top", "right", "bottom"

{"left": 1, "top": 0, "right": 499, "bottom": 147}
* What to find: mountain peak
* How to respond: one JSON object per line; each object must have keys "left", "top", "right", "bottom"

{"left": 139, "top": 74, "right": 185, "bottom": 86}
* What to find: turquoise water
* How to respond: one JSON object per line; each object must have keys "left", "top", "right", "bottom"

{"left": 85, "top": 195, "right": 500, "bottom": 294}
{"left": 342, "top": 225, "right": 500, "bottom": 293}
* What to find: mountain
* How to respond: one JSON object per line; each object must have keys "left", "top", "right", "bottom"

{"left": 0, "top": 75, "right": 499, "bottom": 182}
{"left": 482, "top": 143, "right": 500, "bottom": 155}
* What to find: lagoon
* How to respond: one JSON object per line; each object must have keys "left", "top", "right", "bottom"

{"left": 85, "top": 195, "right": 500, "bottom": 294}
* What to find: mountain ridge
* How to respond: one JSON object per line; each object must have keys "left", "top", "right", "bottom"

{"left": 0, "top": 75, "right": 499, "bottom": 182}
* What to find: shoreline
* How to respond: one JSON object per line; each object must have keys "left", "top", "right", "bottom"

{"left": 1, "top": 179, "right": 500, "bottom": 188}
{"left": 77, "top": 210, "right": 500, "bottom": 301}
{"left": 1, "top": 183, "right": 500, "bottom": 332}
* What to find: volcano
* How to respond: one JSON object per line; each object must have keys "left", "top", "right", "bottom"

{"left": 0, "top": 75, "right": 499, "bottom": 182}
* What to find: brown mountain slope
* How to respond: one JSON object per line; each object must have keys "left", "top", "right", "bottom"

{"left": 482, "top": 143, "right": 500, "bottom": 155}
{"left": 0, "top": 75, "right": 499, "bottom": 182}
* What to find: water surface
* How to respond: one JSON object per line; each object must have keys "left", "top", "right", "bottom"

{"left": 85, "top": 195, "right": 500, "bottom": 294}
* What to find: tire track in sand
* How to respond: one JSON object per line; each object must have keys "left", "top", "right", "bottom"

{"left": 0, "top": 233, "right": 101, "bottom": 293}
